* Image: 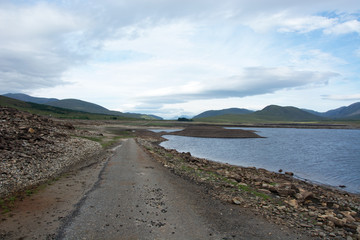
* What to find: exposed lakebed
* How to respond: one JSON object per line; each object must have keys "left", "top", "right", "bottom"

{"left": 158, "top": 127, "right": 360, "bottom": 194}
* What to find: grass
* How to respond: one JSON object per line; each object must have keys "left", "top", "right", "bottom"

{"left": 75, "top": 128, "right": 135, "bottom": 149}
{"left": 179, "top": 163, "right": 271, "bottom": 201}
{"left": 0, "top": 196, "right": 16, "bottom": 214}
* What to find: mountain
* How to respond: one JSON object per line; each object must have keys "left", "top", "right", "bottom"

{"left": 0, "top": 95, "right": 135, "bottom": 120}
{"left": 194, "top": 105, "right": 325, "bottom": 123}
{"left": 46, "top": 99, "right": 110, "bottom": 114}
{"left": 3, "top": 93, "right": 58, "bottom": 104}
{"left": 3, "top": 93, "right": 162, "bottom": 120}
{"left": 322, "top": 102, "right": 360, "bottom": 119}
{"left": 253, "top": 105, "right": 325, "bottom": 121}
{"left": 193, "top": 108, "right": 253, "bottom": 119}
{"left": 303, "top": 102, "right": 360, "bottom": 119}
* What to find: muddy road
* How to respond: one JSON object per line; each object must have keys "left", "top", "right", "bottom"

{"left": 57, "top": 139, "right": 309, "bottom": 239}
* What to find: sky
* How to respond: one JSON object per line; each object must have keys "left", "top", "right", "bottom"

{"left": 1, "top": 0, "right": 360, "bottom": 119}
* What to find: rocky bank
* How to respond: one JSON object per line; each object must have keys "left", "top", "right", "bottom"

{"left": 0, "top": 107, "right": 102, "bottom": 199}
{"left": 137, "top": 134, "right": 360, "bottom": 240}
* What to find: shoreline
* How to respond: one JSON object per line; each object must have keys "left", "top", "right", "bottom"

{"left": 153, "top": 126, "right": 359, "bottom": 194}
{"left": 135, "top": 131, "right": 360, "bottom": 239}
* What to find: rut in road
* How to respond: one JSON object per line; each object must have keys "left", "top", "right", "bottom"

{"left": 57, "top": 138, "right": 310, "bottom": 239}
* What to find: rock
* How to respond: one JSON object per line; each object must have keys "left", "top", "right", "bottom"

{"left": 342, "top": 211, "right": 356, "bottom": 223}
{"left": 286, "top": 199, "right": 298, "bottom": 209}
{"left": 232, "top": 197, "right": 243, "bottom": 205}
{"left": 296, "top": 190, "right": 315, "bottom": 202}
{"left": 258, "top": 189, "right": 272, "bottom": 195}
{"left": 278, "top": 169, "right": 283, "bottom": 173}
{"left": 276, "top": 188, "right": 297, "bottom": 197}
{"left": 285, "top": 172, "right": 294, "bottom": 176}
{"left": 327, "top": 216, "right": 346, "bottom": 227}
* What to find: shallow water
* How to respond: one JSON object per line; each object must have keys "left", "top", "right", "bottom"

{"left": 160, "top": 128, "right": 360, "bottom": 193}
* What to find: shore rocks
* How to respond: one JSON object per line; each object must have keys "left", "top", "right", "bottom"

{"left": 0, "top": 107, "right": 102, "bottom": 198}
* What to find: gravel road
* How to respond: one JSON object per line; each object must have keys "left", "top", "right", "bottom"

{"left": 57, "top": 139, "right": 310, "bottom": 240}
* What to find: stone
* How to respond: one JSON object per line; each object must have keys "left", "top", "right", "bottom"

{"left": 232, "top": 197, "right": 243, "bottom": 205}
{"left": 258, "top": 189, "right": 272, "bottom": 195}
{"left": 286, "top": 199, "right": 298, "bottom": 209}
{"left": 276, "top": 188, "right": 297, "bottom": 197}
{"left": 327, "top": 216, "right": 346, "bottom": 227}
{"left": 284, "top": 171, "right": 294, "bottom": 176}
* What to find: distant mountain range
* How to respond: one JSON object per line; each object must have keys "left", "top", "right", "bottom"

{"left": 2, "top": 93, "right": 162, "bottom": 120}
{"left": 303, "top": 102, "right": 360, "bottom": 119}
{"left": 3, "top": 93, "right": 360, "bottom": 122}
{"left": 193, "top": 102, "right": 360, "bottom": 122}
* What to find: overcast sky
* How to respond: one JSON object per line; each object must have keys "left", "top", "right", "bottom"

{"left": 1, "top": 0, "right": 359, "bottom": 118}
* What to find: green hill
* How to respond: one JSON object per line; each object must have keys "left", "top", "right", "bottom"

{"left": 194, "top": 105, "right": 325, "bottom": 123}
{"left": 0, "top": 96, "right": 136, "bottom": 120}
{"left": 3, "top": 93, "right": 58, "bottom": 104}
{"left": 46, "top": 99, "right": 111, "bottom": 114}
{"left": 253, "top": 105, "right": 325, "bottom": 121}
{"left": 322, "top": 102, "right": 360, "bottom": 119}
{"left": 193, "top": 108, "right": 253, "bottom": 119}
{"left": 3, "top": 93, "right": 162, "bottom": 120}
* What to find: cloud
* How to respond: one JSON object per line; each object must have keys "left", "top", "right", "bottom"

{"left": 0, "top": 2, "right": 86, "bottom": 93}
{"left": 324, "top": 19, "right": 360, "bottom": 35}
{"left": 139, "top": 67, "right": 340, "bottom": 104}
{"left": 322, "top": 94, "right": 360, "bottom": 101}
{"left": 1, "top": 0, "right": 359, "bottom": 119}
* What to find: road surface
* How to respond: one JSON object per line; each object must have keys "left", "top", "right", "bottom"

{"left": 57, "top": 139, "right": 309, "bottom": 239}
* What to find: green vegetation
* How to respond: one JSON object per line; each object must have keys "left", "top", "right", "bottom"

{"left": 0, "top": 95, "right": 138, "bottom": 120}
{"left": 76, "top": 128, "right": 135, "bottom": 149}
{"left": 194, "top": 104, "right": 360, "bottom": 124}
{"left": 0, "top": 196, "right": 16, "bottom": 214}
{"left": 177, "top": 117, "right": 192, "bottom": 121}
{"left": 179, "top": 163, "right": 271, "bottom": 201}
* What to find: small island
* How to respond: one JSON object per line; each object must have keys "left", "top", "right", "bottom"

{"left": 163, "top": 126, "right": 262, "bottom": 138}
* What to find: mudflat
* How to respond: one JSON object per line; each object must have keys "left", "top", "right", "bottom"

{"left": 166, "top": 125, "right": 262, "bottom": 138}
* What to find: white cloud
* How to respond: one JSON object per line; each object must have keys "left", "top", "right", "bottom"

{"left": 324, "top": 20, "right": 360, "bottom": 35}
{"left": 139, "top": 67, "right": 339, "bottom": 104}
{"left": 322, "top": 94, "right": 360, "bottom": 101}
{"left": 0, "top": 2, "right": 87, "bottom": 93}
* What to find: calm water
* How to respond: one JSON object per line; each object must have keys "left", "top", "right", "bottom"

{"left": 160, "top": 128, "right": 360, "bottom": 193}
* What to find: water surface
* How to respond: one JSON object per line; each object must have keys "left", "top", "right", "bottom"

{"left": 160, "top": 128, "right": 360, "bottom": 193}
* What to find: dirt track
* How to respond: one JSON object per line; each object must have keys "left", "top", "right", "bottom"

{"left": 1, "top": 138, "right": 312, "bottom": 239}
{"left": 59, "top": 139, "right": 310, "bottom": 239}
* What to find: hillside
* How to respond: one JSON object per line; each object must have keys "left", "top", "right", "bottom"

{"left": 193, "top": 108, "right": 253, "bottom": 119}
{"left": 3, "top": 93, "right": 58, "bottom": 104}
{"left": 322, "top": 102, "right": 360, "bottom": 119}
{"left": 3, "top": 93, "right": 162, "bottom": 120}
{"left": 303, "top": 102, "right": 360, "bottom": 119}
{"left": 253, "top": 105, "right": 325, "bottom": 121}
{"left": 194, "top": 105, "right": 325, "bottom": 123}
{"left": 0, "top": 96, "right": 136, "bottom": 120}
{"left": 46, "top": 99, "right": 111, "bottom": 115}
